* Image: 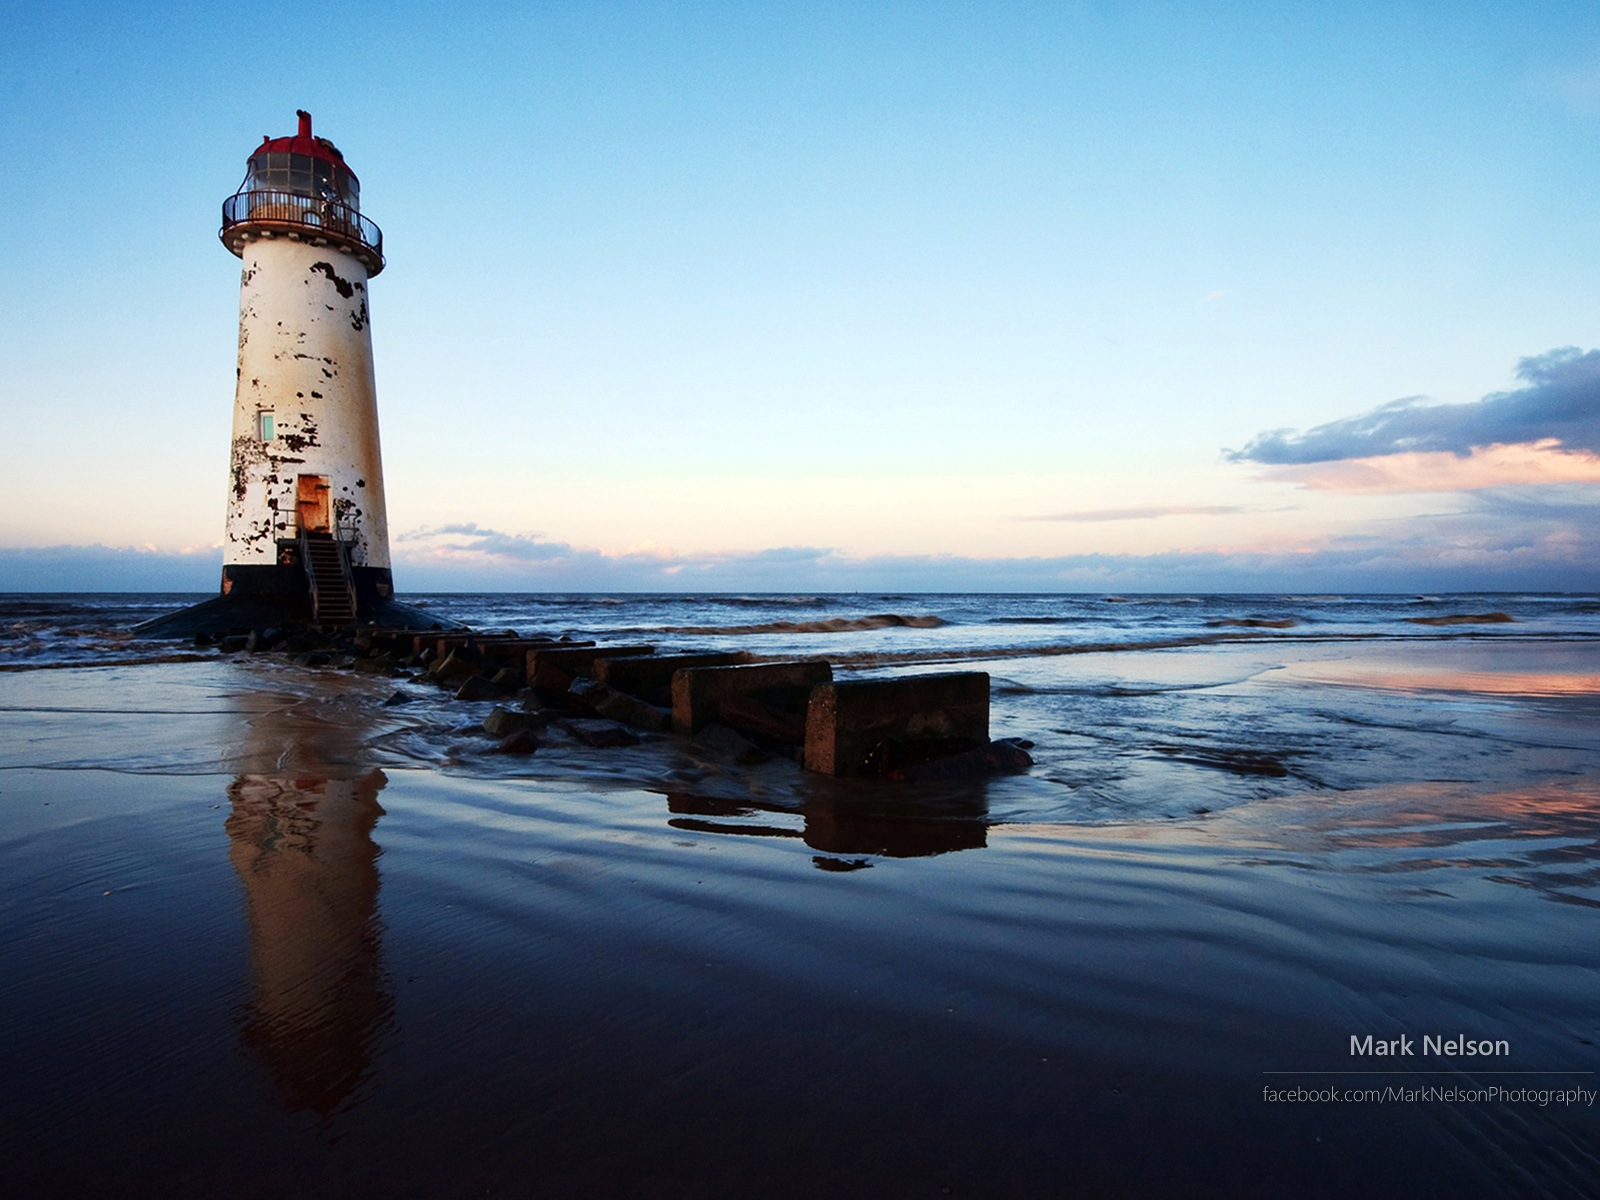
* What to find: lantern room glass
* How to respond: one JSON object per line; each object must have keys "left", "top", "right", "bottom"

{"left": 242, "top": 153, "right": 359, "bottom": 209}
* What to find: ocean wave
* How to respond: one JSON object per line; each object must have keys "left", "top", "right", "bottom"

{"left": 1405, "top": 612, "right": 1516, "bottom": 626}
{"left": 1206, "top": 618, "right": 1299, "bottom": 629}
{"left": 632, "top": 613, "right": 948, "bottom": 637}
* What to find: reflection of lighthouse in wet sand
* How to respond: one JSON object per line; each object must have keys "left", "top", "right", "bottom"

{"left": 227, "top": 770, "right": 392, "bottom": 1116}
{"left": 221, "top": 110, "right": 389, "bottom": 624}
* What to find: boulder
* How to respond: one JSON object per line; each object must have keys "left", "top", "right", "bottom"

{"left": 431, "top": 650, "right": 480, "bottom": 684}
{"left": 691, "top": 723, "right": 768, "bottom": 766}
{"left": 494, "top": 728, "right": 539, "bottom": 755}
{"left": 560, "top": 719, "right": 641, "bottom": 748}
{"left": 886, "top": 737, "right": 1034, "bottom": 782}
{"left": 482, "top": 706, "right": 545, "bottom": 737}
{"left": 454, "top": 676, "right": 497, "bottom": 702}
{"left": 568, "top": 678, "right": 671, "bottom": 731}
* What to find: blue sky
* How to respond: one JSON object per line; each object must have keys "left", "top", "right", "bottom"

{"left": 3, "top": 1, "right": 1599, "bottom": 591}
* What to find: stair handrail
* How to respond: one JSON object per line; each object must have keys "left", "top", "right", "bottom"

{"left": 331, "top": 510, "right": 358, "bottom": 615}
{"left": 298, "top": 523, "right": 324, "bottom": 617}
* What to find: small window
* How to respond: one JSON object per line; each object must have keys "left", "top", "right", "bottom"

{"left": 258, "top": 411, "right": 275, "bottom": 441}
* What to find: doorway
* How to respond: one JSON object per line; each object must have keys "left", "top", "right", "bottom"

{"left": 295, "top": 475, "right": 332, "bottom": 534}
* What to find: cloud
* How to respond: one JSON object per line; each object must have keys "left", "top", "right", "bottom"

{"left": 379, "top": 503, "right": 1600, "bottom": 592}
{"left": 404, "top": 522, "right": 582, "bottom": 562}
{"left": 1256, "top": 442, "right": 1600, "bottom": 493}
{"left": 1229, "top": 347, "right": 1600, "bottom": 465}
{"left": 9, "top": 494, "right": 1597, "bottom": 594}
{"left": 1026, "top": 505, "right": 1252, "bottom": 522}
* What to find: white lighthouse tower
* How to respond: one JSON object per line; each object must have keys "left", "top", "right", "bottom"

{"left": 217, "top": 110, "right": 393, "bottom": 624}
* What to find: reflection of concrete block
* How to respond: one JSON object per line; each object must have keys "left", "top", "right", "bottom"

{"left": 527, "top": 645, "right": 656, "bottom": 691}
{"left": 672, "top": 660, "right": 832, "bottom": 735}
{"left": 596, "top": 652, "right": 751, "bottom": 702}
{"left": 802, "top": 673, "right": 990, "bottom": 777}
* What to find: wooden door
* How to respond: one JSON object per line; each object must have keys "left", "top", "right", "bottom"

{"left": 295, "top": 475, "right": 331, "bottom": 533}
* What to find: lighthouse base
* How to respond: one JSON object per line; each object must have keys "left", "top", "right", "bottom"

{"left": 134, "top": 563, "right": 461, "bottom": 638}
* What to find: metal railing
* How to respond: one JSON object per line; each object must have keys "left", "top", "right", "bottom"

{"left": 222, "top": 189, "right": 383, "bottom": 263}
{"left": 331, "top": 510, "right": 357, "bottom": 598}
{"left": 298, "top": 511, "right": 358, "bottom": 624}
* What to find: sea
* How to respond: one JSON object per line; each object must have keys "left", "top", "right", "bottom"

{"left": 2, "top": 592, "right": 1598, "bottom": 1197}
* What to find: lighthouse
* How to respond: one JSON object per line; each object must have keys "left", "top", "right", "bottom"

{"left": 221, "top": 109, "right": 391, "bottom": 624}
{"left": 141, "top": 111, "right": 443, "bottom": 636}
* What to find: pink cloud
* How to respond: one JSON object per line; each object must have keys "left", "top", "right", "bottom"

{"left": 1255, "top": 441, "right": 1600, "bottom": 493}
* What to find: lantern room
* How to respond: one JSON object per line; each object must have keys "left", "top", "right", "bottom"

{"left": 220, "top": 110, "right": 383, "bottom": 275}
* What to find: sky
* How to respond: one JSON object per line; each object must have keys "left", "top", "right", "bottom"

{"left": 2, "top": 0, "right": 1599, "bottom": 592}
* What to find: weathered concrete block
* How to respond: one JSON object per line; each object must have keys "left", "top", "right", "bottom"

{"left": 802, "top": 672, "right": 990, "bottom": 778}
{"left": 594, "top": 652, "right": 751, "bottom": 702}
{"left": 478, "top": 638, "right": 586, "bottom": 668}
{"left": 527, "top": 645, "right": 656, "bottom": 691}
{"left": 672, "top": 660, "right": 832, "bottom": 736}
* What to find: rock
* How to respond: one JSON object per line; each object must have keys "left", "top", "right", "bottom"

{"left": 691, "top": 723, "right": 768, "bottom": 765}
{"left": 560, "top": 718, "right": 641, "bottom": 748}
{"left": 494, "top": 728, "right": 539, "bottom": 755}
{"left": 218, "top": 635, "right": 248, "bottom": 654}
{"left": 193, "top": 632, "right": 217, "bottom": 647}
{"left": 455, "top": 676, "right": 497, "bottom": 702}
{"left": 432, "top": 650, "right": 480, "bottom": 684}
{"left": 489, "top": 667, "right": 522, "bottom": 692}
{"left": 246, "top": 627, "right": 288, "bottom": 651}
{"left": 569, "top": 678, "right": 671, "bottom": 731}
{"left": 717, "top": 693, "right": 807, "bottom": 744}
{"left": 298, "top": 651, "right": 332, "bottom": 668}
{"left": 382, "top": 690, "right": 416, "bottom": 707}
{"left": 887, "top": 737, "right": 1034, "bottom": 782}
{"left": 483, "top": 706, "right": 544, "bottom": 737}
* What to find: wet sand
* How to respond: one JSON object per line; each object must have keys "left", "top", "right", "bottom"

{"left": 2, "top": 634, "right": 1597, "bottom": 1197}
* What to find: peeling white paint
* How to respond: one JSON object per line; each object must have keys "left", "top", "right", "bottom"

{"left": 225, "top": 236, "right": 390, "bottom": 569}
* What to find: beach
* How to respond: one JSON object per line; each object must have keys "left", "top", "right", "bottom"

{"left": 2, "top": 593, "right": 1598, "bottom": 1197}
